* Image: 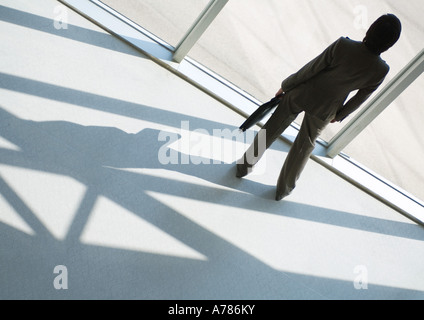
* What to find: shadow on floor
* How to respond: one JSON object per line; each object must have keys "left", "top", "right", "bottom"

{"left": 1, "top": 103, "right": 424, "bottom": 299}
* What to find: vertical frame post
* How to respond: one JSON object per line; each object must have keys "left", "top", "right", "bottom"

{"left": 173, "top": 0, "right": 229, "bottom": 63}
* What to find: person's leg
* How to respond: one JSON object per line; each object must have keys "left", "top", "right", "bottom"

{"left": 236, "top": 97, "right": 299, "bottom": 177}
{"left": 275, "top": 113, "right": 328, "bottom": 200}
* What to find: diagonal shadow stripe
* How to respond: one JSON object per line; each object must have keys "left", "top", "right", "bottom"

{"left": 0, "top": 4, "right": 142, "bottom": 57}
{"left": 0, "top": 72, "right": 242, "bottom": 133}
{"left": 101, "top": 165, "right": 424, "bottom": 242}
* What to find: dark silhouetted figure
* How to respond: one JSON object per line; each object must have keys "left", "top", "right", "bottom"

{"left": 237, "top": 14, "right": 402, "bottom": 200}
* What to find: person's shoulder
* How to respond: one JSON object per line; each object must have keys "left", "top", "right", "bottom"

{"left": 340, "top": 36, "right": 353, "bottom": 42}
{"left": 331, "top": 36, "right": 350, "bottom": 46}
{"left": 338, "top": 36, "right": 362, "bottom": 46}
{"left": 332, "top": 36, "right": 362, "bottom": 51}
{"left": 378, "top": 58, "right": 390, "bottom": 74}
{"left": 368, "top": 54, "right": 390, "bottom": 78}
{"left": 326, "top": 36, "right": 351, "bottom": 52}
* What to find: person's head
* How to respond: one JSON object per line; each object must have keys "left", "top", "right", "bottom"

{"left": 363, "top": 14, "right": 402, "bottom": 55}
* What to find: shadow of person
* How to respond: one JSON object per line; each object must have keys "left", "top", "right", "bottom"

{"left": 83, "top": 126, "right": 276, "bottom": 199}
{"left": 114, "top": 127, "right": 276, "bottom": 197}
{"left": 0, "top": 106, "right": 273, "bottom": 200}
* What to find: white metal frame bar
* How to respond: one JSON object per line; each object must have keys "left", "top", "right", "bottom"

{"left": 327, "top": 49, "right": 424, "bottom": 158}
{"left": 173, "top": 0, "right": 229, "bottom": 62}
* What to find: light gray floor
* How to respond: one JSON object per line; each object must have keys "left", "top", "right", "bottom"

{"left": 1, "top": 0, "right": 424, "bottom": 300}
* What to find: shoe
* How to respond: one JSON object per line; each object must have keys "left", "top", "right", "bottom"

{"left": 275, "top": 191, "right": 290, "bottom": 201}
{"left": 236, "top": 163, "right": 252, "bottom": 178}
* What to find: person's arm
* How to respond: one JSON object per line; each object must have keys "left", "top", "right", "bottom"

{"left": 333, "top": 70, "right": 388, "bottom": 122}
{"left": 281, "top": 37, "right": 342, "bottom": 92}
{"left": 275, "top": 87, "right": 284, "bottom": 97}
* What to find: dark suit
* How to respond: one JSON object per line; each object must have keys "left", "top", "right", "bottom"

{"left": 238, "top": 37, "right": 389, "bottom": 199}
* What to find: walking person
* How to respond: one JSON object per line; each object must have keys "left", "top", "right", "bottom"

{"left": 236, "top": 14, "right": 402, "bottom": 201}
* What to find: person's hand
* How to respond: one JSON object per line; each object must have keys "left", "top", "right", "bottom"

{"left": 275, "top": 88, "right": 284, "bottom": 97}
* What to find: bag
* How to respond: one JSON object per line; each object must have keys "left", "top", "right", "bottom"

{"left": 239, "top": 94, "right": 284, "bottom": 132}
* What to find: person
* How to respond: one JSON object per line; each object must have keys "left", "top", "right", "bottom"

{"left": 236, "top": 14, "right": 402, "bottom": 201}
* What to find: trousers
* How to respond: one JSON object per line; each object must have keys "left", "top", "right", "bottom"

{"left": 238, "top": 92, "right": 330, "bottom": 199}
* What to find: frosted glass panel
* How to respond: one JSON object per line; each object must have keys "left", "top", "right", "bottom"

{"left": 99, "top": 0, "right": 209, "bottom": 47}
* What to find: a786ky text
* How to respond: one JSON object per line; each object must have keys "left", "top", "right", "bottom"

{"left": 168, "top": 304, "right": 255, "bottom": 317}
